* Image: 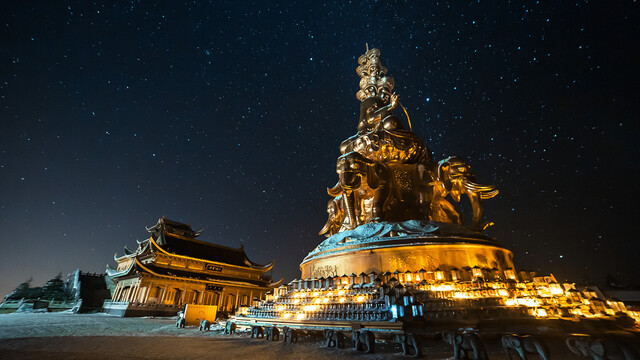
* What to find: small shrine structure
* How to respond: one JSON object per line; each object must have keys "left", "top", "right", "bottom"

{"left": 103, "top": 217, "right": 281, "bottom": 317}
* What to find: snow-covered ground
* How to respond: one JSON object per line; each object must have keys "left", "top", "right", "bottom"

{"left": 0, "top": 312, "right": 635, "bottom": 359}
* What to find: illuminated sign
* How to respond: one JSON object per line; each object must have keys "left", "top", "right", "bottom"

{"left": 205, "top": 264, "right": 223, "bottom": 272}
{"left": 205, "top": 284, "right": 223, "bottom": 291}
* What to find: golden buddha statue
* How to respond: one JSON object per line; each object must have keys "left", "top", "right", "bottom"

{"left": 321, "top": 47, "right": 498, "bottom": 236}
{"left": 305, "top": 47, "right": 511, "bottom": 280}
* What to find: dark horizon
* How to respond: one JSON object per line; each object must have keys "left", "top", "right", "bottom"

{"left": 1, "top": 1, "right": 638, "bottom": 299}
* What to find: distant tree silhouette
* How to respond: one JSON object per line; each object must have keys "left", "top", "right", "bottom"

{"left": 40, "top": 273, "right": 68, "bottom": 301}
{"left": 5, "top": 277, "right": 33, "bottom": 300}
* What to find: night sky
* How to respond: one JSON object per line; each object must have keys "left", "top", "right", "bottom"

{"left": 1, "top": 1, "right": 638, "bottom": 298}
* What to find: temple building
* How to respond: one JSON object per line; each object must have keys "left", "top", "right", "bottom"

{"left": 103, "top": 217, "right": 281, "bottom": 317}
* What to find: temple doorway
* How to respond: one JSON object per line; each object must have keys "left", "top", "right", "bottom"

{"left": 173, "top": 289, "right": 182, "bottom": 306}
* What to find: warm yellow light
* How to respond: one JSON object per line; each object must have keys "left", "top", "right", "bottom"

{"left": 283, "top": 313, "right": 292, "bottom": 319}
{"left": 505, "top": 299, "right": 516, "bottom": 306}
{"left": 549, "top": 284, "right": 564, "bottom": 296}
{"left": 312, "top": 292, "right": 319, "bottom": 297}
{"left": 322, "top": 298, "right": 329, "bottom": 303}
{"left": 326, "top": 292, "right": 333, "bottom": 297}
{"left": 303, "top": 305, "right": 318, "bottom": 312}
{"left": 415, "top": 275, "right": 421, "bottom": 281}
{"left": 432, "top": 284, "right": 454, "bottom": 292}
{"left": 536, "top": 308, "right": 548, "bottom": 317}
{"left": 293, "top": 299, "right": 300, "bottom": 304}
{"left": 498, "top": 289, "right": 509, "bottom": 297}
{"left": 276, "top": 305, "right": 285, "bottom": 311}
{"left": 516, "top": 298, "right": 539, "bottom": 307}
{"left": 435, "top": 272, "right": 443, "bottom": 280}
{"left": 356, "top": 295, "right": 365, "bottom": 302}
{"left": 339, "top": 297, "right": 346, "bottom": 303}
{"left": 299, "top": 292, "right": 306, "bottom": 297}
{"left": 406, "top": 274, "right": 412, "bottom": 281}
{"left": 338, "top": 290, "right": 345, "bottom": 296}
{"left": 296, "top": 313, "right": 305, "bottom": 320}
{"left": 605, "top": 309, "right": 615, "bottom": 316}
{"left": 314, "top": 298, "right": 322, "bottom": 304}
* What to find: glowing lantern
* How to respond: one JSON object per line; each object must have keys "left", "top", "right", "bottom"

{"left": 472, "top": 267, "right": 483, "bottom": 278}
{"left": 296, "top": 313, "right": 305, "bottom": 320}
{"left": 536, "top": 308, "right": 548, "bottom": 317}
{"left": 504, "top": 268, "right": 516, "bottom": 280}
{"left": 549, "top": 283, "right": 563, "bottom": 296}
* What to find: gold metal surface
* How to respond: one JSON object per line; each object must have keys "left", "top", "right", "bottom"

{"left": 300, "top": 243, "right": 515, "bottom": 279}
{"left": 321, "top": 47, "right": 498, "bottom": 235}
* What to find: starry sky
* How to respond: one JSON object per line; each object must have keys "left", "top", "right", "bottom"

{"left": 1, "top": 1, "right": 638, "bottom": 298}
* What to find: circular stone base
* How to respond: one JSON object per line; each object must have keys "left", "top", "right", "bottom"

{"left": 300, "top": 221, "right": 514, "bottom": 279}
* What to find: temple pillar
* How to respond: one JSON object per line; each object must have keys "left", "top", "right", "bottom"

{"left": 144, "top": 281, "right": 153, "bottom": 303}
{"left": 160, "top": 284, "right": 168, "bottom": 304}
{"left": 181, "top": 285, "right": 188, "bottom": 305}
{"left": 113, "top": 283, "right": 122, "bottom": 301}
{"left": 235, "top": 289, "right": 240, "bottom": 309}
{"left": 131, "top": 281, "right": 141, "bottom": 303}
{"left": 217, "top": 290, "right": 224, "bottom": 311}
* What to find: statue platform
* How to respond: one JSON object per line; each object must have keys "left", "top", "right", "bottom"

{"left": 301, "top": 221, "right": 514, "bottom": 279}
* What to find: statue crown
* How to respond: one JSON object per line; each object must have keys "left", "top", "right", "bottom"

{"left": 355, "top": 48, "right": 394, "bottom": 102}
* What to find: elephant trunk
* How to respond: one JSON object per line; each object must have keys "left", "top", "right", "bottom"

{"left": 343, "top": 191, "right": 358, "bottom": 230}
{"left": 465, "top": 189, "right": 482, "bottom": 230}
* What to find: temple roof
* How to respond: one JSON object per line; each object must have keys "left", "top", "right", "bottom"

{"left": 146, "top": 216, "right": 203, "bottom": 239}
{"left": 108, "top": 258, "right": 281, "bottom": 289}
{"left": 145, "top": 217, "right": 274, "bottom": 271}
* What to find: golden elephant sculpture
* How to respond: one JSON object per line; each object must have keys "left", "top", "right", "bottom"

{"left": 432, "top": 156, "right": 499, "bottom": 230}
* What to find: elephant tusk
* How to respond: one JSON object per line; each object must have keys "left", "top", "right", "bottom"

{"left": 327, "top": 183, "right": 342, "bottom": 197}
{"left": 319, "top": 221, "right": 331, "bottom": 235}
{"left": 462, "top": 179, "right": 499, "bottom": 199}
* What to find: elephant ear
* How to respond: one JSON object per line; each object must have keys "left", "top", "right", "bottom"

{"left": 437, "top": 160, "right": 454, "bottom": 193}
{"left": 511, "top": 337, "right": 521, "bottom": 348}
{"left": 455, "top": 334, "right": 463, "bottom": 345}
{"left": 590, "top": 340, "right": 606, "bottom": 357}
